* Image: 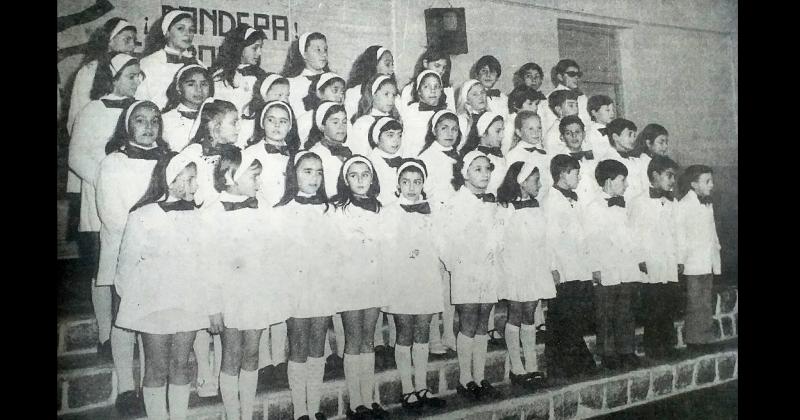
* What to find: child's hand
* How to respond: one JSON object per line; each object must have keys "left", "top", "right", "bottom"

{"left": 592, "top": 271, "right": 602, "bottom": 285}
{"left": 638, "top": 262, "right": 648, "bottom": 274}
{"left": 551, "top": 270, "right": 560, "bottom": 285}
{"left": 208, "top": 313, "right": 224, "bottom": 334}
{"left": 677, "top": 264, "right": 685, "bottom": 275}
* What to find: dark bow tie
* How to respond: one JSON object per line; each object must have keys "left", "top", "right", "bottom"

{"left": 383, "top": 156, "right": 403, "bottom": 168}
{"left": 570, "top": 150, "right": 594, "bottom": 161}
{"left": 158, "top": 200, "right": 197, "bottom": 212}
{"left": 477, "top": 145, "right": 503, "bottom": 157}
{"left": 598, "top": 127, "right": 608, "bottom": 136}
{"left": 698, "top": 195, "right": 713, "bottom": 206}
{"left": 305, "top": 73, "right": 322, "bottom": 82}
{"left": 221, "top": 197, "right": 259, "bottom": 211}
{"left": 178, "top": 110, "right": 198, "bottom": 120}
{"left": 264, "top": 143, "right": 289, "bottom": 156}
{"left": 524, "top": 146, "right": 546, "bottom": 155}
{"left": 649, "top": 188, "right": 674, "bottom": 201}
{"left": 442, "top": 148, "right": 459, "bottom": 161}
{"left": 418, "top": 101, "right": 445, "bottom": 112}
{"left": 475, "top": 192, "right": 496, "bottom": 203}
{"left": 572, "top": 88, "right": 584, "bottom": 96}
{"left": 512, "top": 199, "right": 539, "bottom": 209}
{"left": 401, "top": 201, "right": 431, "bottom": 214}
{"left": 486, "top": 89, "right": 501, "bottom": 98}
{"left": 352, "top": 196, "right": 380, "bottom": 212}
{"left": 607, "top": 196, "right": 626, "bottom": 208}
{"left": 618, "top": 150, "right": 641, "bottom": 159}
{"left": 165, "top": 53, "right": 196, "bottom": 65}
{"left": 295, "top": 195, "right": 326, "bottom": 205}
{"left": 101, "top": 97, "right": 135, "bottom": 109}
{"left": 554, "top": 186, "right": 578, "bottom": 202}
{"left": 124, "top": 144, "right": 164, "bottom": 160}
{"left": 237, "top": 65, "right": 262, "bottom": 77}
{"left": 324, "top": 142, "right": 352, "bottom": 160}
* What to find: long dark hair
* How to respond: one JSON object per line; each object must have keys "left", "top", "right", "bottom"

{"left": 330, "top": 155, "right": 382, "bottom": 212}
{"left": 248, "top": 73, "right": 289, "bottom": 113}
{"left": 497, "top": 161, "right": 539, "bottom": 204}
{"left": 274, "top": 152, "right": 330, "bottom": 211}
{"left": 81, "top": 18, "right": 136, "bottom": 67}
{"left": 141, "top": 12, "right": 197, "bottom": 57}
{"left": 406, "top": 48, "right": 451, "bottom": 89}
{"left": 512, "top": 62, "right": 544, "bottom": 89}
{"left": 303, "top": 103, "right": 347, "bottom": 150}
{"left": 302, "top": 73, "right": 345, "bottom": 112}
{"left": 210, "top": 24, "right": 267, "bottom": 87}
{"left": 418, "top": 111, "right": 461, "bottom": 155}
{"left": 247, "top": 101, "right": 301, "bottom": 153}
{"left": 635, "top": 123, "right": 669, "bottom": 156}
{"left": 90, "top": 53, "right": 138, "bottom": 100}
{"left": 188, "top": 99, "right": 238, "bottom": 152}
{"left": 280, "top": 32, "right": 331, "bottom": 77}
{"left": 105, "top": 101, "right": 169, "bottom": 154}
{"left": 459, "top": 112, "right": 503, "bottom": 158}
{"left": 129, "top": 152, "right": 179, "bottom": 212}
{"left": 409, "top": 71, "right": 447, "bottom": 108}
{"left": 162, "top": 65, "right": 214, "bottom": 113}
{"left": 351, "top": 74, "right": 400, "bottom": 123}
{"left": 347, "top": 45, "right": 391, "bottom": 89}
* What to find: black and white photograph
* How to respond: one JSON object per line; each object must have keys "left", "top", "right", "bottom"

{"left": 56, "top": 1, "right": 738, "bottom": 418}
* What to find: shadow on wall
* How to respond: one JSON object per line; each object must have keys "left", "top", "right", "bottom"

{"left": 713, "top": 164, "right": 737, "bottom": 285}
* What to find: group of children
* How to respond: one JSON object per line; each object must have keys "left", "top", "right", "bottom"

{"left": 65, "top": 11, "right": 723, "bottom": 420}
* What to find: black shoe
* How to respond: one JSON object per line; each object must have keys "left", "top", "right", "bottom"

{"left": 621, "top": 354, "right": 643, "bottom": 369}
{"left": 509, "top": 371, "right": 533, "bottom": 388}
{"left": 401, "top": 392, "right": 423, "bottom": 413}
{"left": 114, "top": 390, "right": 144, "bottom": 417}
{"left": 487, "top": 329, "right": 504, "bottom": 345}
{"left": 370, "top": 403, "right": 389, "bottom": 419}
{"left": 456, "top": 381, "right": 482, "bottom": 401}
{"left": 601, "top": 355, "right": 621, "bottom": 370}
{"left": 479, "top": 380, "right": 502, "bottom": 400}
{"left": 97, "top": 340, "right": 112, "bottom": 362}
{"left": 314, "top": 413, "right": 327, "bottom": 420}
{"left": 297, "top": 416, "right": 310, "bottom": 420}
{"left": 416, "top": 388, "right": 446, "bottom": 409}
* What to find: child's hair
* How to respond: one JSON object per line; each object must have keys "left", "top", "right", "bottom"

{"left": 470, "top": 55, "right": 502, "bottom": 79}
{"left": 551, "top": 58, "right": 580, "bottom": 87}
{"left": 418, "top": 110, "right": 462, "bottom": 155}
{"left": 507, "top": 85, "right": 546, "bottom": 114}
{"left": 212, "top": 144, "right": 262, "bottom": 193}
{"left": 512, "top": 62, "right": 544, "bottom": 88}
{"left": 409, "top": 71, "right": 447, "bottom": 108}
{"left": 106, "top": 100, "right": 168, "bottom": 154}
{"left": 647, "top": 155, "right": 679, "bottom": 183}
{"left": 280, "top": 32, "right": 331, "bottom": 77}
{"left": 406, "top": 48, "right": 452, "bottom": 89}
{"left": 547, "top": 89, "right": 579, "bottom": 114}
{"left": 559, "top": 115, "right": 585, "bottom": 135}
{"left": 304, "top": 102, "right": 347, "bottom": 150}
{"left": 129, "top": 152, "right": 179, "bottom": 212}
{"left": 635, "top": 123, "right": 669, "bottom": 154}
{"left": 210, "top": 24, "right": 267, "bottom": 87}
{"left": 302, "top": 72, "right": 345, "bottom": 112}
{"left": 511, "top": 110, "right": 540, "bottom": 148}
{"left": 368, "top": 117, "right": 403, "bottom": 149}
{"left": 82, "top": 18, "right": 136, "bottom": 67}
{"left": 497, "top": 160, "right": 539, "bottom": 204}
{"left": 142, "top": 10, "right": 197, "bottom": 57}
{"left": 594, "top": 159, "right": 628, "bottom": 187}
{"left": 456, "top": 79, "right": 482, "bottom": 116}
{"left": 188, "top": 99, "right": 238, "bottom": 150}
{"left": 275, "top": 151, "right": 330, "bottom": 210}
{"left": 347, "top": 45, "right": 391, "bottom": 89}
{"left": 351, "top": 74, "right": 400, "bottom": 123}
{"left": 162, "top": 64, "right": 214, "bottom": 113}
{"left": 549, "top": 153, "right": 581, "bottom": 182}
{"left": 248, "top": 100, "right": 301, "bottom": 152}
{"left": 451, "top": 151, "right": 495, "bottom": 190}
{"left": 396, "top": 158, "right": 428, "bottom": 199}
{"left": 587, "top": 95, "right": 614, "bottom": 120}
{"left": 606, "top": 118, "right": 638, "bottom": 145}
{"left": 330, "top": 155, "right": 382, "bottom": 211}
{"left": 460, "top": 112, "right": 503, "bottom": 158}
{"left": 91, "top": 52, "right": 139, "bottom": 100}
{"left": 248, "top": 72, "right": 290, "bottom": 114}
{"left": 678, "top": 164, "right": 713, "bottom": 198}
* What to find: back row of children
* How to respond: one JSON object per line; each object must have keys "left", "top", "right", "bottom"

{"left": 66, "top": 11, "right": 723, "bottom": 420}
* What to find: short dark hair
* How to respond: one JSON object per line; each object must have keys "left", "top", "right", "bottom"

{"left": 594, "top": 159, "right": 628, "bottom": 186}
{"left": 512, "top": 62, "right": 544, "bottom": 88}
{"left": 678, "top": 164, "right": 713, "bottom": 198}
{"left": 647, "top": 155, "right": 679, "bottom": 182}
{"left": 559, "top": 115, "right": 584, "bottom": 135}
{"left": 548, "top": 89, "right": 579, "bottom": 114}
{"left": 507, "top": 85, "right": 546, "bottom": 113}
{"left": 550, "top": 154, "right": 581, "bottom": 181}
{"left": 606, "top": 118, "right": 637, "bottom": 143}
{"left": 587, "top": 95, "right": 614, "bottom": 120}
{"left": 471, "top": 55, "right": 502, "bottom": 78}
{"left": 551, "top": 59, "right": 580, "bottom": 86}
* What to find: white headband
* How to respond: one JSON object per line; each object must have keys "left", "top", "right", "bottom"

{"left": 316, "top": 72, "right": 343, "bottom": 93}
{"left": 415, "top": 70, "right": 441, "bottom": 93}
{"left": 375, "top": 46, "right": 388, "bottom": 62}
{"left": 188, "top": 97, "right": 216, "bottom": 139}
{"left": 298, "top": 32, "right": 312, "bottom": 59}
{"left": 516, "top": 160, "right": 539, "bottom": 184}
{"left": 370, "top": 117, "right": 397, "bottom": 146}
{"left": 109, "top": 19, "right": 135, "bottom": 42}
{"left": 341, "top": 155, "right": 374, "bottom": 186}
{"left": 371, "top": 75, "right": 391, "bottom": 96}
{"left": 109, "top": 53, "right": 136, "bottom": 78}
{"left": 161, "top": 10, "right": 192, "bottom": 35}
{"left": 293, "top": 150, "right": 311, "bottom": 165}
{"left": 173, "top": 64, "right": 204, "bottom": 85}
{"left": 123, "top": 100, "right": 146, "bottom": 134}
{"left": 259, "top": 74, "right": 286, "bottom": 100}
{"left": 397, "top": 160, "right": 427, "bottom": 181}
{"left": 260, "top": 100, "right": 293, "bottom": 129}
{"left": 476, "top": 111, "right": 502, "bottom": 136}
{"left": 166, "top": 151, "right": 198, "bottom": 185}
{"left": 226, "top": 154, "right": 261, "bottom": 186}
{"left": 430, "top": 109, "right": 457, "bottom": 135}
{"left": 314, "top": 101, "right": 339, "bottom": 130}
{"left": 461, "top": 150, "right": 489, "bottom": 179}
{"left": 458, "top": 79, "right": 482, "bottom": 110}
{"left": 244, "top": 27, "right": 265, "bottom": 41}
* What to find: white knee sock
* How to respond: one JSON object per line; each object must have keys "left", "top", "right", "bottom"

{"left": 287, "top": 361, "right": 308, "bottom": 418}
{"left": 472, "top": 334, "right": 489, "bottom": 383}
{"left": 521, "top": 324, "right": 539, "bottom": 372}
{"left": 306, "top": 356, "right": 326, "bottom": 415}
{"left": 429, "top": 314, "right": 442, "bottom": 346}
{"left": 213, "top": 334, "right": 223, "bottom": 378}
{"left": 142, "top": 385, "right": 168, "bottom": 420}
{"left": 412, "top": 343, "right": 430, "bottom": 392}
{"left": 111, "top": 326, "right": 135, "bottom": 393}
{"left": 167, "top": 383, "right": 190, "bottom": 420}
{"left": 239, "top": 369, "right": 258, "bottom": 420}
{"left": 487, "top": 306, "right": 497, "bottom": 333}
{"left": 394, "top": 345, "right": 414, "bottom": 394}
{"left": 443, "top": 305, "right": 457, "bottom": 346}
{"left": 456, "top": 333, "right": 474, "bottom": 386}
{"left": 505, "top": 324, "right": 525, "bottom": 375}
{"left": 374, "top": 314, "right": 385, "bottom": 347}
{"left": 193, "top": 332, "right": 212, "bottom": 384}
{"left": 388, "top": 315, "right": 397, "bottom": 347}
{"left": 271, "top": 323, "right": 288, "bottom": 365}
{"left": 359, "top": 352, "right": 376, "bottom": 405}
{"left": 91, "top": 282, "right": 112, "bottom": 343}
{"left": 219, "top": 372, "right": 240, "bottom": 420}
{"left": 258, "top": 330, "right": 272, "bottom": 369}
{"left": 343, "top": 353, "right": 362, "bottom": 409}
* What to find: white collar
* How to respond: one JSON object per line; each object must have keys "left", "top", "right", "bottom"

{"left": 176, "top": 103, "right": 196, "bottom": 112}
{"left": 219, "top": 191, "right": 249, "bottom": 203}
{"left": 163, "top": 46, "right": 192, "bottom": 58}
{"left": 301, "top": 68, "right": 323, "bottom": 77}
{"left": 398, "top": 194, "right": 426, "bottom": 206}
{"left": 372, "top": 147, "right": 400, "bottom": 159}
{"left": 370, "top": 109, "right": 389, "bottom": 117}
{"left": 101, "top": 93, "right": 128, "bottom": 100}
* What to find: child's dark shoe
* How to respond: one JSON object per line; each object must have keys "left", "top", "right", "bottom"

{"left": 370, "top": 403, "right": 389, "bottom": 419}
{"left": 114, "top": 390, "right": 144, "bottom": 417}
{"left": 401, "top": 391, "right": 423, "bottom": 413}
{"left": 416, "top": 388, "right": 446, "bottom": 408}
{"left": 479, "top": 380, "right": 502, "bottom": 400}
{"left": 313, "top": 412, "right": 327, "bottom": 420}
{"left": 456, "top": 381, "right": 482, "bottom": 401}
